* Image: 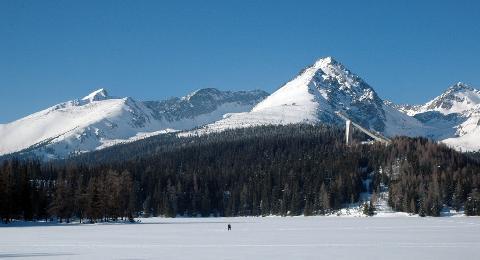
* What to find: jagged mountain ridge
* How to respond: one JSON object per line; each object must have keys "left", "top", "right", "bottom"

{"left": 195, "top": 57, "right": 425, "bottom": 138}
{"left": 144, "top": 88, "right": 268, "bottom": 122}
{"left": 0, "top": 88, "right": 268, "bottom": 159}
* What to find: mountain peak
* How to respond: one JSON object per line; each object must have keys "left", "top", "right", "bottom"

{"left": 418, "top": 82, "right": 480, "bottom": 115}
{"left": 313, "top": 56, "right": 338, "bottom": 68}
{"left": 248, "top": 56, "right": 387, "bottom": 133}
{"left": 182, "top": 88, "right": 223, "bottom": 101}
{"left": 82, "top": 88, "right": 110, "bottom": 102}
{"left": 446, "top": 82, "right": 474, "bottom": 93}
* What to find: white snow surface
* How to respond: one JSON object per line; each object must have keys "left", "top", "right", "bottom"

{"left": 443, "top": 118, "right": 480, "bottom": 152}
{"left": 382, "top": 103, "right": 427, "bottom": 137}
{"left": 1, "top": 216, "right": 480, "bottom": 260}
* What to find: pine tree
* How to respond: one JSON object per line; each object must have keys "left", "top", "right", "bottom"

{"left": 85, "top": 178, "right": 103, "bottom": 223}
{"left": 465, "top": 189, "right": 480, "bottom": 216}
{"left": 409, "top": 198, "right": 416, "bottom": 214}
{"left": 452, "top": 182, "right": 464, "bottom": 211}
{"left": 319, "top": 183, "right": 330, "bottom": 215}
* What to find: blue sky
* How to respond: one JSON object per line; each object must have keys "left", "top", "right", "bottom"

{"left": 1, "top": 0, "right": 479, "bottom": 123}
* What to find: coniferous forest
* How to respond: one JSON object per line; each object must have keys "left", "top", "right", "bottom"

{"left": 1, "top": 124, "right": 480, "bottom": 223}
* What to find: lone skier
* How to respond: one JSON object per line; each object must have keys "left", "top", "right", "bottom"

{"left": 227, "top": 224, "right": 231, "bottom": 231}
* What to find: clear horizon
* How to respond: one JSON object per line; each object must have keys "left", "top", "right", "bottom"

{"left": 1, "top": 0, "right": 479, "bottom": 123}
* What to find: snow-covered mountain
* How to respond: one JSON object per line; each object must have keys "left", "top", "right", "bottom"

{"left": 399, "top": 83, "right": 480, "bottom": 116}
{"left": 1, "top": 57, "right": 478, "bottom": 159}
{"left": 195, "top": 57, "right": 425, "bottom": 138}
{"left": 397, "top": 82, "right": 480, "bottom": 151}
{"left": 0, "top": 88, "right": 268, "bottom": 159}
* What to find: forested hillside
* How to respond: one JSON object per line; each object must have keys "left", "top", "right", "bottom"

{"left": 1, "top": 125, "right": 480, "bottom": 223}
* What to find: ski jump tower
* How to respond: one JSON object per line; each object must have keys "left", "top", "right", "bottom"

{"left": 335, "top": 111, "right": 391, "bottom": 146}
{"left": 345, "top": 119, "right": 353, "bottom": 145}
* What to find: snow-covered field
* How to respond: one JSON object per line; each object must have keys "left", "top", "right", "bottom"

{"left": 1, "top": 216, "right": 480, "bottom": 260}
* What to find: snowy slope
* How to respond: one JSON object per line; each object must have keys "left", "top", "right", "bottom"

{"left": 442, "top": 116, "right": 480, "bottom": 152}
{"left": 195, "top": 57, "right": 426, "bottom": 137}
{"left": 0, "top": 88, "right": 267, "bottom": 159}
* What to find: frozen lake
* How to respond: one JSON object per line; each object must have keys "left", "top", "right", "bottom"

{"left": 1, "top": 216, "right": 480, "bottom": 260}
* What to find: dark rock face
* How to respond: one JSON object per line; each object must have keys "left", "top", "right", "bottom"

{"left": 144, "top": 89, "right": 268, "bottom": 122}
{"left": 309, "top": 58, "right": 386, "bottom": 132}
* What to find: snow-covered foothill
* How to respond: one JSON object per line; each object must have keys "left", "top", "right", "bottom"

{"left": 0, "top": 88, "right": 268, "bottom": 159}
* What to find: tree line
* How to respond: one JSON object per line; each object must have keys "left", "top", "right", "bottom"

{"left": 1, "top": 124, "right": 480, "bottom": 223}
{"left": 373, "top": 137, "right": 480, "bottom": 216}
{"left": 0, "top": 160, "right": 136, "bottom": 223}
